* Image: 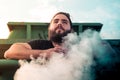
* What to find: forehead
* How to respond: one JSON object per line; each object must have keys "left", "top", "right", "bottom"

{"left": 52, "top": 14, "right": 69, "bottom": 21}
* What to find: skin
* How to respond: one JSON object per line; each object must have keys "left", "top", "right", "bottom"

{"left": 4, "top": 13, "right": 71, "bottom": 60}
{"left": 49, "top": 14, "right": 71, "bottom": 34}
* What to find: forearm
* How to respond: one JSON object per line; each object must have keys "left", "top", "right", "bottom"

{"left": 4, "top": 49, "right": 47, "bottom": 60}
{"left": 4, "top": 43, "right": 65, "bottom": 60}
{"left": 4, "top": 43, "right": 47, "bottom": 60}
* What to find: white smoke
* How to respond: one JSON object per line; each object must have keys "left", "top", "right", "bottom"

{"left": 14, "top": 29, "right": 115, "bottom": 80}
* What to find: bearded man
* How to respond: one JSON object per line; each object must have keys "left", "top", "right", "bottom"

{"left": 4, "top": 12, "right": 73, "bottom": 59}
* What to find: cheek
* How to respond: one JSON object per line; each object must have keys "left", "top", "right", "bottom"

{"left": 49, "top": 24, "right": 56, "bottom": 30}
{"left": 64, "top": 26, "right": 71, "bottom": 30}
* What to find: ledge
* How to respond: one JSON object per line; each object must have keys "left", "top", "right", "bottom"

{"left": 0, "top": 59, "right": 19, "bottom": 71}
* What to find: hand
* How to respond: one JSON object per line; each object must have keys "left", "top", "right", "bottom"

{"left": 53, "top": 46, "right": 67, "bottom": 54}
{"left": 42, "top": 46, "right": 67, "bottom": 58}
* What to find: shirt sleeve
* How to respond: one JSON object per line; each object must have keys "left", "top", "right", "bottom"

{"left": 27, "top": 39, "right": 54, "bottom": 50}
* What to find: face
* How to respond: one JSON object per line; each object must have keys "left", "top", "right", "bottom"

{"left": 49, "top": 14, "right": 71, "bottom": 34}
{"left": 48, "top": 14, "right": 72, "bottom": 44}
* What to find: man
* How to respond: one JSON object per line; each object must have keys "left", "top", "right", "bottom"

{"left": 4, "top": 12, "right": 73, "bottom": 59}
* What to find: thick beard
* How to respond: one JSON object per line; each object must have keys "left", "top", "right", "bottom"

{"left": 49, "top": 30, "right": 71, "bottom": 44}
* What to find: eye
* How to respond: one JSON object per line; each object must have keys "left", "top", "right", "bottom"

{"left": 53, "top": 19, "right": 58, "bottom": 23}
{"left": 62, "top": 20, "right": 68, "bottom": 24}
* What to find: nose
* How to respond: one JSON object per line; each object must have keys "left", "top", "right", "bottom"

{"left": 58, "top": 24, "right": 62, "bottom": 28}
{"left": 57, "top": 20, "right": 63, "bottom": 27}
{"left": 57, "top": 20, "right": 62, "bottom": 25}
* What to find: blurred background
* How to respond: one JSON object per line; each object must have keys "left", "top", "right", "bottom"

{"left": 0, "top": 0, "right": 120, "bottom": 39}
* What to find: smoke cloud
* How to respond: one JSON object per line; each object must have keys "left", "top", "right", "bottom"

{"left": 14, "top": 29, "right": 116, "bottom": 80}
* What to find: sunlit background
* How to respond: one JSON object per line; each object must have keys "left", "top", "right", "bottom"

{"left": 0, "top": 0, "right": 120, "bottom": 39}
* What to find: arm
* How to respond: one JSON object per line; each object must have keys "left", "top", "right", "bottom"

{"left": 4, "top": 43, "right": 65, "bottom": 60}
{"left": 4, "top": 43, "right": 40, "bottom": 59}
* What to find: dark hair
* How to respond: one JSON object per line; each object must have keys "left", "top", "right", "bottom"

{"left": 50, "top": 12, "right": 72, "bottom": 29}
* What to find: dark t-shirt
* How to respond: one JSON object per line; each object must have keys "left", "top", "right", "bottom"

{"left": 27, "top": 40, "right": 54, "bottom": 50}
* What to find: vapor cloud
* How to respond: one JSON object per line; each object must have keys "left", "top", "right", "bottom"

{"left": 14, "top": 29, "right": 116, "bottom": 80}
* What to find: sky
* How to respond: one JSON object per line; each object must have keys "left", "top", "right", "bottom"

{"left": 0, "top": 0, "right": 120, "bottom": 39}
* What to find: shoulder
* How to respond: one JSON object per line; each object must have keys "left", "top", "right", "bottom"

{"left": 28, "top": 39, "right": 52, "bottom": 45}
{"left": 27, "top": 39, "right": 53, "bottom": 49}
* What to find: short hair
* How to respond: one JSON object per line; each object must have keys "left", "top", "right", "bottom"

{"left": 49, "top": 12, "right": 72, "bottom": 29}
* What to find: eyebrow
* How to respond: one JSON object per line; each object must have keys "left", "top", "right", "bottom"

{"left": 53, "top": 19, "right": 68, "bottom": 22}
{"left": 62, "top": 19, "right": 68, "bottom": 22}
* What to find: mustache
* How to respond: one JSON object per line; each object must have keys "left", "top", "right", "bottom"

{"left": 55, "top": 25, "right": 65, "bottom": 31}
